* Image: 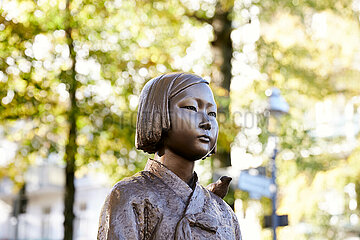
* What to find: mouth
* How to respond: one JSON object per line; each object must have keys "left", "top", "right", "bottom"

{"left": 198, "top": 135, "right": 211, "bottom": 143}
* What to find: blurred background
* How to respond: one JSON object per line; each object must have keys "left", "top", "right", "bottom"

{"left": 0, "top": 0, "right": 360, "bottom": 239}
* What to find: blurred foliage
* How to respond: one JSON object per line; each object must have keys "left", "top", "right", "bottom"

{"left": 231, "top": 0, "right": 360, "bottom": 239}
{"left": 0, "top": 0, "right": 198, "bottom": 185}
{"left": 0, "top": 0, "right": 236, "bottom": 188}
{"left": 1, "top": 0, "right": 360, "bottom": 239}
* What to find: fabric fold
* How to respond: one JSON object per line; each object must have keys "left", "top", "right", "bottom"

{"left": 175, "top": 184, "right": 219, "bottom": 239}
{"left": 98, "top": 158, "right": 241, "bottom": 240}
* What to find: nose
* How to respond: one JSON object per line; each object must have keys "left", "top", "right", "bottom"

{"left": 199, "top": 114, "right": 211, "bottom": 130}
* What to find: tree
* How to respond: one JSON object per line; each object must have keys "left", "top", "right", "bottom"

{"left": 229, "top": 0, "right": 360, "bottom": 238}
{"left": 63, "top": 1, "right": 77, "bottom": 238}
{"left": 2, "top": 0, "right": 359, "bottom": 239}
{"left": 179, "top": 0, "right": 237, "bottom": 167}
{"left": 0, "top": 0, "right": 212, "bottom": 238}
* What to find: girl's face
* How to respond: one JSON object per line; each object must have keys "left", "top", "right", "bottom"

{"left": 165, "top": 83, "right": 218, "bottom": 161}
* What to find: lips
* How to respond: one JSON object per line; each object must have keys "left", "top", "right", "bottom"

{"left": 198, "top": 135, "right": 211, "bottom": 142}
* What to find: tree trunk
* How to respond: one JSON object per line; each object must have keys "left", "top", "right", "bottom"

{"left": 211, "top": 4, "right": 233, "bottom": 95}
{"left": 211, "top": 3, "right": 233, "bottom": 167}
{"left": 63, "top": 0, "right": 78, "bottom": 239}
{"left": 183, "top": 2, "right": 234, "bottom": 168}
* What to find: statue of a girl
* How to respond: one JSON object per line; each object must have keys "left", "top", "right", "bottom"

{"left": 98, "top": 73, "right": 241, "bottom": 240}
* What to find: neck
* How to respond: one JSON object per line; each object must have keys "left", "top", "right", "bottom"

{"left": 154, "top": 148, "right": 194, "bottom": 183}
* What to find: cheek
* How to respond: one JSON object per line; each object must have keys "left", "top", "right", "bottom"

{"left": 172, "top": 111, "right": 197, "bottom": 130}
{"left": 210, "top": 120, "right": 218, "bottom": 139}
{"left": 211, "top": 120, "right": 218, "bottom": 132}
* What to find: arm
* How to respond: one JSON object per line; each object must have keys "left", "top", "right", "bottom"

{"left": 97, "top": 186, "right": 140, "bottom": 240}
{"left": 98, "top": 183, "right": 163, "bottom": 240}
{"left": 232, "top": 210, "right": 242, "bottom": 240}
{"left": 235, "top": 220, "right": 242, "bottom": 240}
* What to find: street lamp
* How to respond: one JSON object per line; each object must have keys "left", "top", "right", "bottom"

{"left": 267, "top": 88, "right": 289, "bottom": 240}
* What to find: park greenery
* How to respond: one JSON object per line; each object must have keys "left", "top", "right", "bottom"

{"left": 0, "top": 0, "right": 360, "bottom": 239}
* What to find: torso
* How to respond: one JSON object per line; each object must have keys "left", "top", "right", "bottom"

{"left": 98, "top": 159, "right": 241, "bottom": 240}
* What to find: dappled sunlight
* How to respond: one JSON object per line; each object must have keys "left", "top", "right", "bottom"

{"left": 0, "top": 0, "right": 360, "bottom": 239}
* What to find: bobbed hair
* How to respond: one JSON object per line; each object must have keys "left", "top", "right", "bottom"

{"left": 135, "top": 72, "right": 210, "bottom": 154}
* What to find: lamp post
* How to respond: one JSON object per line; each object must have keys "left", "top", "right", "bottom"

{"left": 267, "top": 88, "right": 289, "bottom": 240}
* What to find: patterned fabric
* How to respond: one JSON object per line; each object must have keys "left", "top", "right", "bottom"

{"left": 98, "top": 159, "right": 241, "bottom": 240}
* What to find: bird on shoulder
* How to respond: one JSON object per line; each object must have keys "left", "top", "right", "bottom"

{"left": 206, "top": 176, "right": 232, "bottom": 199}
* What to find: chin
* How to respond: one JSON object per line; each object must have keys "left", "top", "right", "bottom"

{"left": 187, "top": 148, "right": 210, "bottom": 161}
{"left": 169, "top": 141, "right": 212, "bottom": 161}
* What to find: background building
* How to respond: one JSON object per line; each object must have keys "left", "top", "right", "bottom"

{"left": 0, "top": 164, "right": 110, "bottom": 240}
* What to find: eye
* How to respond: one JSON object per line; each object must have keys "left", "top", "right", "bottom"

{"left": 208, "top": 112, "right": 217, "bottom": 117}
{"left": 183, "top": 106, "right": 197, "bottom": 112}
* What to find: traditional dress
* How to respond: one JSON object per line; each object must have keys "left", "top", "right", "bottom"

{"left": 98, "top": 159, "right": 241, "bottom": 240}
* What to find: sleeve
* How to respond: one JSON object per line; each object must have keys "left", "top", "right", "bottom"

{"left": 233, "top": 212, "right": 242, "bottom": 240}
{"left": 97, "top": 184, "right": 163, "bottom": 240}
{"left": 97, "top": 185, "right": 140, "bottom": 240}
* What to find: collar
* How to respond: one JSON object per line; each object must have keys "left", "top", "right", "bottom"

{"left": 144, "top": 158, "right": 195, "bottom": 203}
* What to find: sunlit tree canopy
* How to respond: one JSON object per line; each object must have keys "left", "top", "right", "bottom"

{"left": 0, "top": 0, "right": 360, "bottom": 239}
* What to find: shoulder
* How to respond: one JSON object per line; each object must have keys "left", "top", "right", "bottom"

{"left": 112, "top": 171, "right": 148, "bottom": 190}
{"left": 106, "top": 170, "right": 173, "bottom": 205}
{"left": 199, "top": 185, "right": 232, "bottom": 209}
{"left": 108, "top": 171, "right": 158, "bottom": 199}
{"left": 199, "top": 184, "right": 239, "bottom": 220}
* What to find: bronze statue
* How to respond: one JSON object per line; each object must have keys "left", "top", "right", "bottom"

{"left": 98, "top": 73, "right": 241, "bottom": 239}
